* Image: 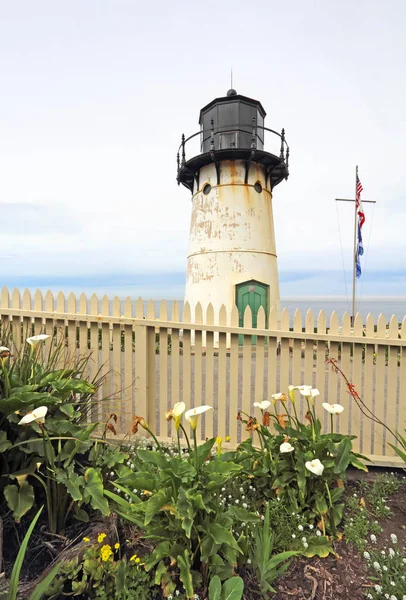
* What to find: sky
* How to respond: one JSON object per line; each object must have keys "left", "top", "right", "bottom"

{"left": 1, "top": 0, "right": 406, "bottom": 301}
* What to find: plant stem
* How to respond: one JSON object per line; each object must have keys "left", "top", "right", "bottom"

{"left": 176, "top": 429, "right": 182, "bottom": 458}
{"left": 179, "top": 424, "right": 191, "bottom": 452}
{"left": 325, "top": 481, "right": 333, "bottom": 508}
{"left": 330, "top": 414, "right": 334, "bottom": 435}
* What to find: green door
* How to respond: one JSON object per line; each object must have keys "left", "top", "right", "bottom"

{"left": 236, "top": 281, "right": 268, "bottom": 345}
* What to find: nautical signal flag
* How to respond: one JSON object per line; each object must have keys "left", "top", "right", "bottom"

{"left": 356, "top": 174, "right": 365, "bottom": 278}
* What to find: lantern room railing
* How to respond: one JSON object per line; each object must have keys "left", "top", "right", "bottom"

{"left": 177, "top": 118, "right": 289, "bottom": 174}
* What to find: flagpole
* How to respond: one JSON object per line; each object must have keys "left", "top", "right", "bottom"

{"left": 351, "top": 165, "right": 358, "bottom": 325}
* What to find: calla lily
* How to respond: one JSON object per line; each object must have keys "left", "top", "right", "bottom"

{"left": 298, "top": 386, "right": 318, "bottom": 397}
{"left": 0, "top": 346, "right": 10, "bottom": 353}
{"left": 272, "top": 393, "right": 287, "bottom": 405}
{"left": 305, "top": 459, "right": 324, "bottom": 476}
{"left": 253, "top": 400, "right": 271, "bottom": 411}
{"left": 322, "top": 403, "right": 344, "bottom": 415}
{"left": 26, "top": 334, "right": 50, "bottom": 347}
{"left": 288, "top": 385, "right": 312, "bottom": 403}
{"left": 185, "top": 405, "right": 213, "bottom": 431}
{"left": 280, "top": 442, "right": 294, "bottom": 453}
{"left": 165, "top": 401, "right": 185, "bottom": 431}
{"left": 18, "top": 406, "right": 48, "bottom": 425}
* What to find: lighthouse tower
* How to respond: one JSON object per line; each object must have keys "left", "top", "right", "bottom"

{"left": 177, "top": 89, "right": 289, "bottom": 328}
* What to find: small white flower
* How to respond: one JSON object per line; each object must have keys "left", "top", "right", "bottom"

{"left": 18, "top": 406, "right": 48, "bottom": 425}
{"left": 26, "top": 334, "right": 50, "bottom": 347}
{"left": 390, "top": 595, "right": 397, "bottom": 600}
{"left": 305, "top": 459, "right": 324, "bottom": 476}
{"left": 280, "top": 442, "right": 294, "bottom": 453}
{"left": 322, "top": 402, "right": 344, "bottom": 415}
{"left": 373, "top": 562, "right": 381, "bottom": 571}
{"left": 391, "top": 533, "right": 398, "bottom": 544}
{"left": 303, "top": 541, "right": 308, "bottom": 549}
{"left": 308, "top": 524, "right": 314, "bottom": 530}
{"left": 370, "top": 534, "right": 377, "bottom": 543}
{"left": 247, "top": 558, "right": 251, "bottom": 564}
{"left": 363, "top": 551, "right": 370, "bottom": 560}
{"left": 389, "top": 548, "right": 395, "bottom": 557}
{"left": 253, "top": 400, "right": 271, "bottom": 411}
{"left": 301, "top": 537, "right": 307, "bottom": 543}
{"left": 383, "top": 565, "right": 388, "bottom": 572}
{"left": 375, "top": 584, "right": 382, "bottom": 592}
{"left": 316, "top": 530, "right": 322, "bottom": 536}
{"left": 292, "top": 534, "right": 296, "bottom": 539}
{"left": 243, "top": 503, "right": 248, "bottom": 509}
{"left": 298, "top": 525, "right": 304, "bottom": 531}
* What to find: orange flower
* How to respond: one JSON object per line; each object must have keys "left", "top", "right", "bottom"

{"left": 237, "top": 412, "right": 242, "bottom": 421}
{"left": 305, "top": 411, "right": 312, "bottom": 423}
{"left": 262, "top": 411, "right": 271, "bottom": 426}
{"left": 276, "top": 414, "right": 288, "bottom": 429}
{"left": 107, "top": 423, "right": 117, "bottom": 435}
{"left": 246, "top": 417, "right": 260, "bottom": 432}
{"left": 132, "top": 415, "right": 145, "bottom": 434}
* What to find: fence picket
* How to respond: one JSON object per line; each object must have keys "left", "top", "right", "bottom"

{"left": 316, "top": 311, "right": 327, "bottom": 430}
{"left": 242, "top": 306, "right": 252, "bottom": 429}
{"left": 218, "top": 305, "right": 227, "bottom": 439}
{"left": 229, "top": 305, "right": 239, "bottom": 442}
{"left": 255, "top": 306, "right": 266, "bottom": 408}
{"left": 194, "top": 303, "right": 203, "bottom": 439}
{"left": 170, "top": 301, "right": 180, "bottom": 432}
{"left": 101, "top": 296, "right": 111, "bottom": 422}
{"left": 44, "top": 290, "right": 54, "bottom": 360}
{"left": 279, "top": 308, "right": 290, "bottom": 395}
{"left": 292, "top": 310, "right": 302, "bottom": 417}
{"left": 339, "top": 312, "right": 352, "bottom": 435}
{"left": 267, "top": 306, "right": 278, "bottom": 405}
{"left": 386, "top": 315, "right": 399, "bottom": 453}
{"left": 205, "top": 303, "right": 215, "bottom": 439}
{"left": 182, "top": 302, "right": 192, "bottom": 428}
{"left": 11, "top": 288, "right": 22, "bottom": 352}
{"left": 351, "top": 313, "right": 363, "bottom": 452}
{"left": 159, "top": 300, "right": 169, "bottom": 438}
{"left": 123, "top": 297, "right": 134, "bottom": 435}
{"left": 399, "top": 317, "right": 406, "bottom": 449}
{"left": 374, "top": 314, "right": 387, "bottom": 455}
{"left": 111, "top": 297, "right": 122, "bottom": 432}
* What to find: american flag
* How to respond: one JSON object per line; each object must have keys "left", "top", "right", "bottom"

{"left": 356, "top": 175, "right": 365, "bottom": 227}
{"left": 356, "top": 173, "right": 365, "bottom": 278}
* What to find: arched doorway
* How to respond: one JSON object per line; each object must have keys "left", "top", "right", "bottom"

{"left": 236, "top": 280, "right": 269, "bottom": 344}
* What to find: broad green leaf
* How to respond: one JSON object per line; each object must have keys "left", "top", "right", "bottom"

{"left": 329, "top": 486, "right": 345, "bottom": 503}
{"left": 137, "top": 449, "right": 170, "bottom": 470}
{"left": 303, "top": 536, "right": 334, "bottom": 558}
{"left": 207, "top": 523, "right": 241, "bottom": 553}
{"left": 4, "top": 481, "right": 35, "bottom": 522}
{"left": 190, "top": 437, "right": 216, "bottom": 471}
{"left": 154, "top": 559, "right": 167, "bottom": 586}
{"left": 144, "top": 490, "right": 171, "bottom": 525}
{"left": 0, "top": 391, "right": 58, "bottom": 414}
{"left": 266, "top": 550, "right": 298, "bottom": 570}
{"left": 315, "top": 495, "right": 328, "bottom": 515}
{"left": 331, "top": 503, "right": 344, "bottom": 527}
{"left": 51, "top": 379, "right": 95, "bottom": 394}
{"left": 333, "top": 437, "right": 352, "bottom": 474}
{"left": 208, "top": 575, "right": 221, "bottom": 600}
{"left": 83, "top": 468, "right": 109, "bottom": 515}
{"left": 144, "top": 541, "right": 171, "bottom": 571}
{"left": 389, "top": 444, "right": 406, "bottom": 463}
{"left": 222, "top": 576, "right": 244, "bottom": 600}
{"left": 226, "top": 506, "right": 260, "bottom": 523}
{"left": 177, "top": 550, "right": 194, "bottom": 599}
{"left": 0, "top": 431, "right": 12, "bottom": 452}
{"left": 58, "top": 403, "right": 75, "bottom": 418}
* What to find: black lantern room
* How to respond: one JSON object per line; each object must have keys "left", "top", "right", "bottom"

{"left": 177, "top": 89, "right": 289, "bottom": 192}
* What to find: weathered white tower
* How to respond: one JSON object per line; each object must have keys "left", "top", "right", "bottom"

{"left": 177, "top": 89, "right": 289, "bottom": 328}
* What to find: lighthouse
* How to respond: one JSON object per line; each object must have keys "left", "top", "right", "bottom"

{"left": 177, "top": 89, "right": 289, "bottom": 329}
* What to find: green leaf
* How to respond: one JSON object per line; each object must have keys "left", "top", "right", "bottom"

{"left": 51, "top": 379, "right": 96, "bottom": 394}
{"left": 177, "top": 550, "right": 194, "bottom": 599}
{"left": 190, "top": 437, "right": 216, "bottom": 471}
{"left": 208, "top": 575, "right": 221, "bottom": 600}
{"left": 4, "top": 481, "right": 35, "bottom": 522}
{"left": 333, "top": 437, "right": 352, "bottom": 474}
{"left": 303, "top": 536, "right": 334, "bottom": 558}
{"left": 329, "top": 486, "right": 345, "bottom": 503}
{"left": 83, "top": 468, "right": 110, "bottom": 516}
{"left": 0, "top": 391, "right": 58, "bottom": 415}
{"left": 58, "top": 403, "right": 75, "bottom": 418}
{"left": 0, "top": 431, "right": 12, "bottom": 452}
{"left": 221, "top": 576, "right": 244, "bottom": 600}
{"left": 315, "top": 495, "right": 328, "bottom": 515}
{"left": 389, "top": 443, "right": 406, "bottom": 463}
{"left": 144, "top": 490, "right": 171, "bottom": 526}
{"left": 8, "top": 506, "right": 43, "bottom": 600}
{"left": 207, "top": 523, "right": 241, "bottom": 553}
{"left": 144, "top": 541, "right": 171, "bottom": 571}
{"left": 28, "top": 562, "right": 61, "bottom": 600}
{"left": 226, "top": 506, "right": 260, "bottom": 523}
{"left": 137, "top": 449, "right": 170, "bottom": 470}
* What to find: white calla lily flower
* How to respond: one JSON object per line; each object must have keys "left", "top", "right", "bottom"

{"left": 0, "top": 346, "right": 10, "bottom": 353}
{"left": 185, "top": 405, "right": 213, "bottom": 431}
{"left": 280, "top": 442, "right": 294, "bottom": 453}
{"left": 26, "top": 334, "right": 50, "bottom": 347}
{"left": 166, "top": 401, "right": 186, "bottom": 431}
{"left": 253, "top": 400, "right": 272, "bottom": 411}
{"left": 271, "top": 393, "right": 287, "bottom": 404}
{"left": 305, "top": 459, "right": 324, "bottom": 476}
{"left": 18, "top": 406, "right": 48, "bottom": 425}
{"left": 298, "top": 387, "right": 319, "bottom": 398}
{"left": 322, "top": 403, "right": 344, "bottom": 415}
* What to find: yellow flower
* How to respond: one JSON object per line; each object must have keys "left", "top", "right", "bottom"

{"left": 130, "top": 554, "right": 138, "bottom": 562}
{"left": 225, "top": 436, "right": 231, "bottom": 442}
{"left": 135, "top": 557, "right": 141, "bottom": 563}
{"left": 97, "top": 533, "right": 107, "bottom": 543}
{"left": 83, "top": 537, "right": 90, "bottom": 543}
{"left": 114, "top": 543, "right": 120, "bottom": 550}
{"left": 100, "top": 544, "right": 113, "bottom": 562}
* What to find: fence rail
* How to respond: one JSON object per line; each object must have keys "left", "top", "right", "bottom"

{"left": 1, "top": 287, "right": 405, "bottom": 467}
